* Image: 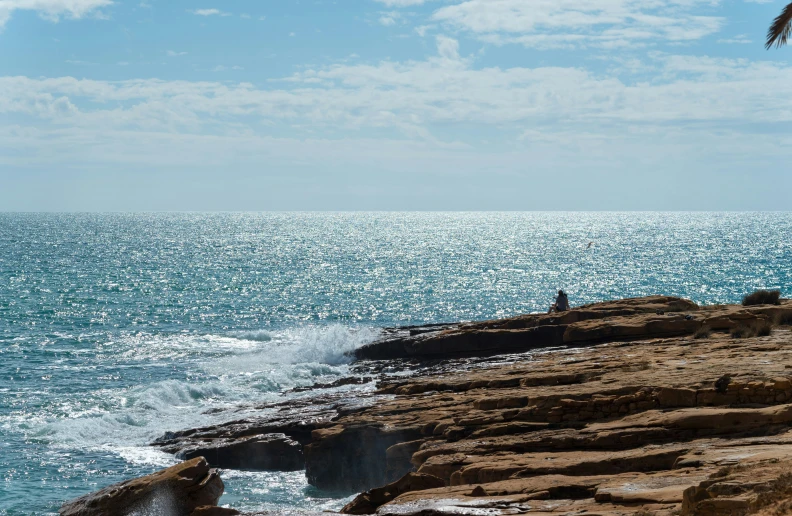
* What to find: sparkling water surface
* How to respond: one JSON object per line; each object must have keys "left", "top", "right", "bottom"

{"left": 1, "top": 212, "right": 790, "bottom": 514}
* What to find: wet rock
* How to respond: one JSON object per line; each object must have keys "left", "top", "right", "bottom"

{"left": 342, "top": 472, "right": 446, "bottom": 514}
{"left": 288, "top": 376, "right": 373, "bottom": 393}
{"left": 154, "top": 415, "right": 321, "bottom": 454}
{"left": 60, "top": 457, "right": 223, "bottom": 516}
{"left": 386, "top": 440, "right": 426, "bottom": 481}
{"left": 178, "top": 433, "right": 304, "bottom": 471}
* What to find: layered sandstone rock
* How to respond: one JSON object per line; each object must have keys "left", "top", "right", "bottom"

{"left": 153, "top": 391, "right": 375, "bottom": 471}
{"left": 59, "top": 457, "right": 223, "bottom": 516}
{"left": 354, "top": 296, "right": 787, "bottom": 360}
{"left": 682, "top": 459, "right": 792, "bottom": 516}
{"left": 305, "top": 299, "right": 792, "bottom": 515}
{"left": 135, "top": 296, "right": 792, "bottom": 516}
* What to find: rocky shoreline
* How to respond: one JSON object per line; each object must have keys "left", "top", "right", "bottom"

{"left": 60, "top": 295, "right": 792, "bottom": 516}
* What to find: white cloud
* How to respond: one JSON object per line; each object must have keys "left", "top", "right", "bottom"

{"left": 190, "top": 8, "right": 229, "bottom": 16}
{"left": 1, "top": 0, "right": 789, "bottom": 209}
{"left": 379, "top": 11, "right": 399, "bottom": 26}
{"left": 425, "top": 0, "right": 723, "bottom": 48}
{"left": 4, "top": 43, "right": 792, "bottom": 208}
{"left": 0, "top": 0, "right": 112, "bottom": 29}
{"left": 4, "top": 46, "right": 792, "bottom": 138}
{"left": 211, "top": 65, "right": 243, "bottom": 72}
{"left": 718, "top": 34, "right": 752, "bottom": 44}
{"left": 3, "top": 33, "right": 792, "bottom": 178}
{"left": 435, "top": 35, "right": 460, "bottom": 60}
{"left": 415, "top": 25, "right": 432, "bottom": 37}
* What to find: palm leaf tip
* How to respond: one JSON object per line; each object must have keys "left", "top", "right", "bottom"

{"left": 767, "top": 2, "right": 792, "bottom": 49}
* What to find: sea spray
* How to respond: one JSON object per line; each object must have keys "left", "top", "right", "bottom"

{"left": 37, "top": 325, "right": 378, "bottom": 453}
{"left": 223, "top": 325, "right": 380, "bottom": 366}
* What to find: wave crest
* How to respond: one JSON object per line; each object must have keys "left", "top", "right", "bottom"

{"left": 211, "top": 325, "right": 378, "bottom": 372}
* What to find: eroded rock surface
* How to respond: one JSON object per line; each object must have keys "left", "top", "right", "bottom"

{"left": 355, "top": 296, "right": 702, "bottom": 360}
{"left": 153, "top": 391, "right": 377, "bottom": 471}
{"left": 59, "top": 457, "right": 223, "bottom": 516}
{"left": 302, "top": 298, "right": 792, "bottom": 515}
{"left": 355, "top": 296, "right": 790, "bottom": 361}
{"left": 140, "top": 296, "right": 792, "bottom": 516}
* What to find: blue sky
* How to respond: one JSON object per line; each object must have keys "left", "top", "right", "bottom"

{"left": 1, "top": 0, "right": 791, "bottom": 210}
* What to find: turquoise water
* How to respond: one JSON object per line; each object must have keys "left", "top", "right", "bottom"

{"left": 1, "top": 212, "right": 790, "bottom": 515}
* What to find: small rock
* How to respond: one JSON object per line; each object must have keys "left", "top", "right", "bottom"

{"left": 773, "top": 377, "right": 792, "bottom": 391}
{"left": 656, "top": 387, "right": 697, "bottom": 408}
{"left": 715, "top": 375, "right": 732, "bottom": 394}
{"left": 471, "top": 485, "right": 488, "bottom": 497}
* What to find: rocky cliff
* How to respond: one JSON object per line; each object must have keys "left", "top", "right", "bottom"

{"left": 62, "top": 296, "right": 792, "bottom": 516}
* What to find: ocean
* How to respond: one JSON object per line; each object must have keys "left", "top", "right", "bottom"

{"left": 0, "top": 212, "right": 790, "bottom": 515}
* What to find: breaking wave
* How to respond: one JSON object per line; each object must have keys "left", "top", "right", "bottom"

{"left": 222, "top": 324, "right": 379, "bottom": 366}
{"left": 25, "top": 324, "right": 379, "bottom": 456}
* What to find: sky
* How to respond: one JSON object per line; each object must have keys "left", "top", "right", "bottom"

{"left": 1, "top": 0, "right": 792, "bottom": 211}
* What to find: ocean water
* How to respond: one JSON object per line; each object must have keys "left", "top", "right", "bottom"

{"left": 0, "top": 212, "right": 790, "bottom": 515}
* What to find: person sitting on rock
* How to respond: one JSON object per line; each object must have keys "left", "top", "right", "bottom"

{"left": 548, "top": 290, "right": 570, "bottom": 314}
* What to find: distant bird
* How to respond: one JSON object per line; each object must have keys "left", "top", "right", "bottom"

{"left": 587, "top": 242, "right": 594, "bottom": 249}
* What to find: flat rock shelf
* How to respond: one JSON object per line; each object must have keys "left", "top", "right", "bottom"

{"left": 60, "top": 296, "right": 792, "bottom": 516}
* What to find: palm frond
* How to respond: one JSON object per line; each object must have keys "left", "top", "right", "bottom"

{"left": 767, "top": 1, "right": 792, "bottom": 49}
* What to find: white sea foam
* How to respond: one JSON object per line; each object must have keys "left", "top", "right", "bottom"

{"left": 36, "top": 379, "right": 237, "bottom": 450}
{"left": 234, "top": 324, "right": 378, "bottom": 365}
{"left": 113, "top": 333, "right": 261, "bottom": 363}
{"left": 30, "top": 324, "right": 379, "bottom": 456}
{"left": 202, "top": 325, "right": 377, "bottom": 381}
{"left": 229, "top": 329, "right": 274, "bottom": 342}
{"left": 109, "top": 324, "right": 377, "bottom": 367}
{"left": 114, "top": 445, "right": 176, "bottom": 468}
{"left": 6, "top": 322, "right": 381, "bottom": 515}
